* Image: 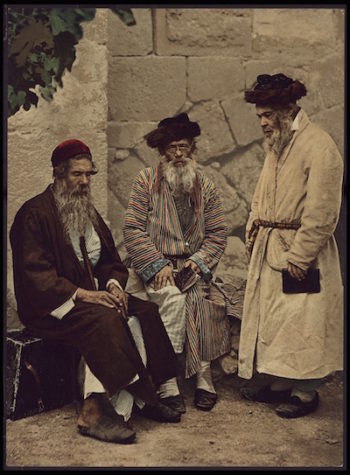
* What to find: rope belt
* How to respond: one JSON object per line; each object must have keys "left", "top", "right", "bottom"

{"left": 246, "top": 219, "right": 301, "bottom": 258}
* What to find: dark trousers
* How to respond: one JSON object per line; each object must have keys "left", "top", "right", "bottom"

{"left": 25, "top": 295, "right": 178, "bottom": 405}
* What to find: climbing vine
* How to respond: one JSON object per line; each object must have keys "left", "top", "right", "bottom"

{"left": 7, "top": 6, "right": 135, "bottom": 117}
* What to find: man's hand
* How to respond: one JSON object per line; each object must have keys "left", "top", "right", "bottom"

{"left": 153, "top": 265, "right": 175, "bottom": 290}
{"left": 76, "top": 288, "right": 127, "bottom": 319}
{"left": 287, "top": 262, "right": 307, "bottom": 281}
{"left": 108, "top": 283, "right": 129, "bottom": 319}
{"left": 184, "top": 260, "right": 201, "bottom": 274}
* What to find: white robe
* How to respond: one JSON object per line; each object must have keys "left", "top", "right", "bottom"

{"left": 238, "top": 109, "right": 344, "bottom": 380}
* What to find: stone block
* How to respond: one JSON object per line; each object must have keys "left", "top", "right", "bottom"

{"left": 155, "top": 9, "right": 252, "bottom": 56}
{"left": 313, "top": 56, "right": 344, "bottom": 109}
{"left": 252, "top": 9, "right": 337, "bottom": 52}
{"left": 107, "top": 121, "right": 156, "bottom": 149}
{"left": 333, "top": 8, "right": 345, "bottom": 44}
{"left": 108, "top": 8, "right": 152, "bottom": 56}
{"left": 190, "top": 102, "right": 237, "bottom": 161}
{"left": 82, "top": 8, "right": 108, "bottom": 45}
{"left": 215, "top": 236, "right": 248, "bottom": 281}
{"left": 135, "top": 140, "right": 161, "bottom": 169}
{"left": 312, "top": 107, "right": 344, "bottom": 158}
{"left": 202, "top": 164, "right": 248, "bottom": 234}
{"left": 221, "top": 143, "right": 265, "bottom": 206}
{"left": 108, "top": 153, "right": 145, "bottom": 208}
{"left": 222, "top": 95, "right": 262, "bottom": 146}
{"left": 108, "top": 57, "right": 186, "bottom": 121}
{"left": 107, "top": 194, "right": 126, "bottom": 247}
{"left": 188, "top": 57, "right": 245, "bottom": 102}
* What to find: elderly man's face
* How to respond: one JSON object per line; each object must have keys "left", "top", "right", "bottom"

{"left": 164, "top": 139, "right": 192, "bottom": 167}
{"left": 65, "top": 157, "right": 93, "bottom": 195}
{"left": 256, "top": 106, "right": 279, "bottom": 138}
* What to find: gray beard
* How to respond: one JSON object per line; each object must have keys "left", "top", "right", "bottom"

{"left": 263, "top": 114, "right": 294, "bottom": 157}
{"left": 162, "top": 157, "right": 197, "bottom": 195}
{"left": 53, "top": 181, "right": 97, "bottom": 237}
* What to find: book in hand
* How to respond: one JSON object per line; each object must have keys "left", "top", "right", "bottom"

{"left": 174, "top": 266, "right": 198, "bottom": 292}
{"left": 282, "top": 268, "right": 320, "bottom": 294}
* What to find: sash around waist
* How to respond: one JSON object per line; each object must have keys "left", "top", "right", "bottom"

{"left": 253, "top": 219, "right": 301, "bottom": 230}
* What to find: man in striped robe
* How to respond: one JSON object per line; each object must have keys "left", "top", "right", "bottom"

{"left": 123, "top": 113, "right": 231, "bottom": 413}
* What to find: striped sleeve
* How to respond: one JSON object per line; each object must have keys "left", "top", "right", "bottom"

{"left": 189, "top": 177, "right": 227, "bottom": 281}
{"left": 123, "top": 168, "right": 170, "bottom": 283}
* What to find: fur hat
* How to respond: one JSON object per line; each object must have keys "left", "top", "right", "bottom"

{"left": 244, "top": 73, "right": 307, "bottom": 107}
{"left": 51, "top": 139, "right": 92, "bottom": 167}
{"left": 145, "top": 113, "right": 201, "bottom": 149}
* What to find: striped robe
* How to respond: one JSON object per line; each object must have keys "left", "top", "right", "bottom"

{"left": 123, "top": 166, "right": 231, "bottom": 377}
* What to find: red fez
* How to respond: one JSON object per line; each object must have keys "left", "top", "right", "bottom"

{"left": 51, "top": 139, "right": 92, "bottom": 167}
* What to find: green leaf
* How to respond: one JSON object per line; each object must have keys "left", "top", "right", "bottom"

{"left": 17, "top": 90, "right": 26, "bottom": 105}
{"left": 44, "top": 57, "right": 59, "bottom": 73}
{"left": 109, "top": 8, "right": 136, "bottom": 26}
{"left": 49, "top": 12, "right": 68, "bottom": 35}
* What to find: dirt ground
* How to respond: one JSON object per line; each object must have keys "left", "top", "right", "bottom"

{"left": 4, "top": 369, "right": 344, "bottom": 470}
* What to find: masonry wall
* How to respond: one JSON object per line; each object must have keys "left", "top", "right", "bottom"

{"left": 106, "top": 7, "right": 345, "bottom": 276}
{"left": 6, "top": 10, "right": 109, "bottom": 327}
{"left": 7, "top": 7, "right": 345, "bottom": 327}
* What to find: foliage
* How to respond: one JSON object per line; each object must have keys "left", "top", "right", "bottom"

{"left": 7, "top": 7, "right": 136, "bottom": 117}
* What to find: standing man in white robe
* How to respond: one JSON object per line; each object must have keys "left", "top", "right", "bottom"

{"left": 238, "top": 73, "right": 344, "bottom": 418}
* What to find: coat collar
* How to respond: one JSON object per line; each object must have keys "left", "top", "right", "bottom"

{"left": 277, "top": 109, "right": 310, "bottom": 170}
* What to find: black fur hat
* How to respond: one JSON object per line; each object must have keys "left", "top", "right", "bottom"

{"left": 244, "top": 73, "right": 307, "bottom": 107}
{"left": 145, "top": 113, "right": 201, "bottom": 149}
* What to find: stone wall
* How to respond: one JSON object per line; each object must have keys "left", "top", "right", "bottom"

{"left": 6, "top": 7, "right": 345, "bottom": 327}
{"left": 106, "top": 7, "right": 345, "bottom": 273}
{"left": 6, "top": 10, "right": 109, "bottom": 328}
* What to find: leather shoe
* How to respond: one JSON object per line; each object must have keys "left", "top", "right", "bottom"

{"left": 136, "top": 402, "right": 181, "bottom": 423}
{"left": 275, "top": 392, "right": 319, "bottom": 418}
{"left": 194, "top": 389, "right": 217, "bottom": 411}
{"left": 77, "top": 394, "right": 136, "bottom": 444}
{"left": 160, "top": 395, "right": 186, "bottom": 414}
{"left": 240, "top": 385, "right": 291, "bottom": 404}
{"left": 78, "top": 413, "right": 136, "bottom": 444}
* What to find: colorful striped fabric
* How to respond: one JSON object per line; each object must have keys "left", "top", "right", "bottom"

{"left": 123, "top": 166, "right": 227, "bottom": 283}
{"left": 123, "top": 166, "right": 231, "bottom": 377}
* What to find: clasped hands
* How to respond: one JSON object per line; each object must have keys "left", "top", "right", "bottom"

{"left": 153, "top": 260, "right": 200, "bottom": 291}
{"left": 287, "top": 262, "right": 307, "bottom": 281}
{"left": 76, "top": 283, "right": 129, "bottom": 319}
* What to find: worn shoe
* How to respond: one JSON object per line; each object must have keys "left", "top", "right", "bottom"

{"left": 136, "top": 402, "right": 181, "bottom": 423}
{"left": 275, "top": 392, "right": 319, "bottom": 419}
{"left": 160, "top": 395, "right": 186, "bottom": 414}
{"left": 194, "top": 389, "right": 217, "bottom": 411}
{"left": 77, "top": 394, "right": 136, "bottom": 444}
{"left": 240, "top": 385, "right": 291, "bottom": 404}
{"left": 78, "top": 413, "right": 136, "bottom": 444}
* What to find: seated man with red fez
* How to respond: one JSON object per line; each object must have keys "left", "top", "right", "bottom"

{"left": 10, "top": 139, "right": 182, "bottom": 445}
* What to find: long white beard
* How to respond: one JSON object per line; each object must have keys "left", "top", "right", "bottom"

{"left": 263, "top": 113, "right": 294, "bottom": 157}
{"left": 162, "top": 157, "right": 197, "bottom": 194}
{"left": 53, "top": 181, "right": 97, "bottom": 237}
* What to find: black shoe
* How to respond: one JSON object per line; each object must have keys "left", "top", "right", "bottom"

{"left": 136, "top": 402, "right": 181, "bottom": 423}
{"left": 194, "top": 389, "right": 217, "bottom": 411}
{"left": 160, "top": 395, "right": 186, "bottom": 414}
{"left": 78, "top": 413, "right": 136, "bottom": 444}
{"left": 275, "top": 392, "right": 319, "bottom": 419}
{"left": 240, "top": 385, "right": 291, "bottom": 404}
